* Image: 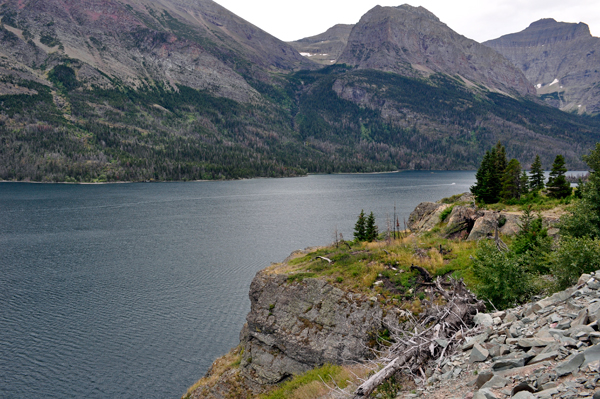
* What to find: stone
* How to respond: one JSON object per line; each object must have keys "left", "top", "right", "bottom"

{"left": 511, "top": 392, "right": 535, "bottom": 399}
{"left": 572, "top": 309, "right": 589, "bottom": 327}
{"left": 477, "top": 388, "right": 497, "bottom": 399}
{"left": 536, "top": 388, "right": 560, "bottom": 399}
{"left": 435, "top": 338, "right": 449, "bottom": 348}
{"left": 463, "top": 333, "right": 490, "bottom": 351}
{"left": 473, "top": 371, "right": 494, "bottom": 389}
{"left": 528, "top": 351, "right": 559, "bottom": 364}
{"left": 579, "top": 274, "right": 593, "bottom": 286}
{"left": 480, "top": 375, "right": 510, "bottom": 389}
{"left": 470, "top": 343, "right": 489, "bottom": 363}
{"left": 468, "top": 212, "right": 498, "bottom": 241}
{"left": 555, "top": 353, "right": 585, "bottom": 376}
{"left": 511, "top": 382, "right": 536, "bottom": 396}
{"left": 593, "top": 391, "right": 600, "bottom": 399}
{"left": 474, "top": 313, "right": 494, "bottom": 328}
{"left": 588, "top": 278, "right": 600, "bottom": 290}
{"left": 583, "top": 344, "right": 600, "bottom": 366}
{"left": 588, "top": 303, "right": 600, "bottom": 323}
{"left": 408, "top": 202, "right": 449, "bottom": 232}
{"left": 517, "top": 337, "right": 556, "bottom": 348}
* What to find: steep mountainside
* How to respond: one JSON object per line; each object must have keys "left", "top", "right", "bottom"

{"left": 485, "top": 19, "right": 600, "bottom": 114}
{"left": 1, "top": 1, "right": 600, "bottom": 182}
{"left": 288, "top": 24, "right": 353, "bottom": 65}
{"left": 0, "top": 0, "right": 315, "bottom": 102}
{"left": 337, "top": 5, "right": 535, "bottom": 97}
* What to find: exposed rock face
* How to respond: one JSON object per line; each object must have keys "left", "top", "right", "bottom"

{"left": 484, "top": 19, "right": 600, "bottom": 114}
{"left": 337, "top": 5, "right": 535, "bottom": 97}
{"left": 0, "top": 0, "right": 316, "bottom": 102}
{"left": 288, "top": 24, "right": 353, "bottom": 65}
{"left": 240, "top": 273, "right": 387, "bottom": 384}
{"left": 408, "top": 202, "right": 450, "bottom": 232}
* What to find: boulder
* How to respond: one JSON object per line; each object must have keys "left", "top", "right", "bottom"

{"left": 445, "top": 205, "right": 480, "bottom": 236}
{"left": 468, "top": 212, "right": 498, "bottom": 241}
{"left": 498, "top": 213, "right": 521, "bottom": 235}
{"left": 408, "top": 202, "right": 451, "bottom": 232}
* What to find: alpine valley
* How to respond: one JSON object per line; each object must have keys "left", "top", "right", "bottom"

{"left": 1, "top": 1, "right": 600, "bottom": 182}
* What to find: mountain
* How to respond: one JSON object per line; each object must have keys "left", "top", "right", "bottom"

{"left": 0, "top": 0, "right": 316, "bottom": 102}
{"left": 336, "top": 5, "right": 535, "bottom": 97}
{"left": 484, "top": 19, "right": 600, "bottom": 114}
{"left": 0, "top": 1, "right": 599, "bottom": 183}
{"left": 288, "top": 24, "right": 353, "bottom": 65}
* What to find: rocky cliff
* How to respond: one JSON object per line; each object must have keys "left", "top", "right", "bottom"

{"left": 336, "top": 5, "right": 535, "bottom": 97}
{"left": 484, "top": 19, "right": 600, "bottom": 114}
{"left": 185, "top": 256, "right": 399, "bottom": 398}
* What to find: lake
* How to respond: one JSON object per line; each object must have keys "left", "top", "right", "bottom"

{"left": 0, "top": 171, "right": 475, "bottom": 398}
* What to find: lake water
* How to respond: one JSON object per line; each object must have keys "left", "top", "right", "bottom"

{"left": 0, "top": 171, "right": 475, "bottom": 399}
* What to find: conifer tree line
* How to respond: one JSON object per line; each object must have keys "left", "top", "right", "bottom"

{"left": 470, "top": 142, "right": 572, "bottom": 204}
{"left": 354, "top": 210, "right": 379, "bottom": 242}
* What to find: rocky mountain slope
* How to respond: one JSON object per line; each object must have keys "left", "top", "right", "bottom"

{"left": 484, "top": 19, "right": 600, "bottom": 114}
{"left": 0, "top": 0, "right": 315, "bottom": 102}
{"left": 288, "top": 24, "right": 353, "bottom": 65}
{"left": 336, "top": 5, "right": 535, "bottom": 97}
{"left": 1, "top": 1, "right": 600, "bottom": 182}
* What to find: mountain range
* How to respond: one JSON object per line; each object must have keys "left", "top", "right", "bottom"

{"left": 1, "top": 1, "right": 599, "bottom": 182}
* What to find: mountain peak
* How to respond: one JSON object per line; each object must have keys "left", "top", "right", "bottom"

{"left": 337, "top": 4, "right": 535, "bottom": 96}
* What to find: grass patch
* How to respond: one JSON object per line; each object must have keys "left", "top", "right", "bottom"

{"left": 261, "top": 364, "right": 370, "bottom": 399}
{"left": 182, "top": 346, "right": 243, "bottom": 399}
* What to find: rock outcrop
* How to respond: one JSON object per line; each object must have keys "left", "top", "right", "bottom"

{"left": 408, "top": 193, "right": 563, "bottom": 240}
{"left": 484, "top": 19, "right": 600, "bottom": 114}
{"left": 336, "top": 5, "right": 536, "bottom": 97}
{"left": 240, "top": 273, "right": 387, "bottom": 384}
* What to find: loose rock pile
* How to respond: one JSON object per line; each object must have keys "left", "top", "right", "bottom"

{"left": 400, "top": 272, "right": 600, "bottom": 399}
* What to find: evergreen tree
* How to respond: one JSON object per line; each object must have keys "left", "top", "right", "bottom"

{"left": 365, "top": 211, "right": 378, "bottom": 242}
{"left": 471, "top": 142, "right": 507, "bottom": 203}
{"left": 354, "top": 210, "right": 367, "bottom": 241}
{"left": 519, "top": 170, "right": 529, "bottom": 195}
{"left": 500, "top": 159, "right": 522, "bottom": 200}
{"left": 547, "top": 155, "right": 572, "bottom": 198}
{"left": 529, "top": 155, "right": 545, "bottom": 191}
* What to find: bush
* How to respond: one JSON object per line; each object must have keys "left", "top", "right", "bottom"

{"left": 550, "top": 237, "right": 600, "bottom": 290}
{"left": 471, "top": 240, "right": 533, "bottom": 309}
{"left": 440, "top": 206, "right": 454, "bottom": 222}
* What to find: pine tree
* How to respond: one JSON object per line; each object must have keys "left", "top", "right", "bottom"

{"left": 519, "top": 170, "right": 529, "bottom": 196}
{"left": 471, "top": 142, "right": 507, "bottom": 204}
{"left": 547, "top": 155, "right": 572, "bottom": 199}
{"left": 529, "top": 155, "right": 545, "bottom": 192}
{"left": 354, "top": 210, "right": 367, "bottom": 241}
{"left": 365, "top": 212, "right": 378, "bottom": 242}
{"left": 500, "top": 159, "right": 522, "bottom": 200}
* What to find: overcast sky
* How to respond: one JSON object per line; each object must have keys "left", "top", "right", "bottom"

{"left": 212, "top": 0, "right": 600, "bottom": 43}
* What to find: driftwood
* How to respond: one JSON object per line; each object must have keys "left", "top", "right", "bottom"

{"left": 315, "top": 256, "right": 333, "bottom": 264}
{"left": 352, "top": 277, "right": 485, "bottom": 398}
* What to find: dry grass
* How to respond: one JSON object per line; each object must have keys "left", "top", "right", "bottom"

{"left": 182, "top": 346, "right": 242, "bottom": 399}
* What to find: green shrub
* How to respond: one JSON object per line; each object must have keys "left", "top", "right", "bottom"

{"left": 440, "top": 206, "right": 454, "bottom": 222}
{"left": 471, "top": 240, "right": 533, "bottom": 309}
{"left": 550, "top": 237, "right": 600, "bottom": 290}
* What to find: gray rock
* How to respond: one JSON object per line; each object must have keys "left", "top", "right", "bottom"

{"left": 517, "top": 337, "right": 556, "bottom": 348}
{"left": 492, "top": 352, "right": 535, "bottom": 371}
{"left": 480, "top": 375, "right": 510, "bottom": 389}
{"left": 473, "top": 371, "right": 494, "bottom": 389}
{"left": 593, "top": 391, "right": 600, "bottom": 399}
{"left": 477, "top": 388, "right": 497, "bottom": 399}
{"left": 470, "top": 343, "right": 489, "bottom": 363}
{"left": 588, "top": 302, "right": 600, "bottom": 323}
{"left": 474, "top": 313, "right": 494, "bottom": 328}
{"left": 578, "top": 274, "right": 592, "bottom": 286}
{"left": 468, "top": 212, "right": 498, "bottom": 241}
{"left": 555, "top": 352, "right": 585, "bottom": 376}
{"left": 408, "top": 202, "right": 449, "bottom": 232}
{"left": 571, "top": 308, "right": 589, "bottom": 326}
{"left": 511, "top": 392, "right": 535, "bottom": 399}
{"left": 583, "top": 343, "right": 600, "bottom": 366}
{"left": 435, "top": 338, "right": 449, "bottom": 348}
{"left": 463, "top": 332, "right": 490, "bottom": 351}
{"left": 528, "top": 351, "right": 559, "bottom": 364}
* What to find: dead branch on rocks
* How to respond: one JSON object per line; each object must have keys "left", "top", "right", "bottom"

{"left": 351, "top": 277, "right": 485, "bottom": 398}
